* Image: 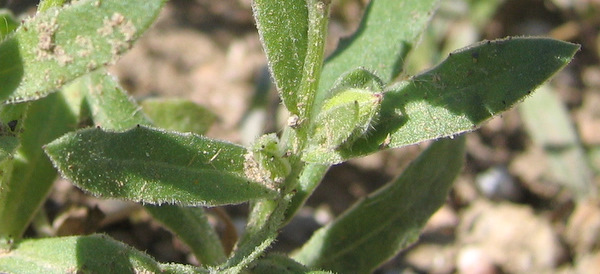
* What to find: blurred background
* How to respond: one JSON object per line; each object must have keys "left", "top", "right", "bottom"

{"left": 3, "top": 0, "right": 600, "bottom": 273}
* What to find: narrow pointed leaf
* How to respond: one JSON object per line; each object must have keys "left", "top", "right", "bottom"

{"left": 252, "top": 0, "right": 308, "bottom": 115}
{"left": 314, "top": 0, "right": 439, "bottom": 110}
{"left": 0, "top": 234, "right": 163, "bottom": 273}
{"left": 305, "top": 37, "right": 580, "bottom": 164}
{"left": 295, "top": 136, "right": 465, "bottom": 273}
{"left": 45, "top": 125, "right": 277, "bottom": 206}
{"left": 0, "top": 0, "right": 165, "bottom": 103}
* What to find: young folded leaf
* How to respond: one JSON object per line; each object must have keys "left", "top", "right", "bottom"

{"left": 328, "top": 67, "right": 384, "bottom": 97}
{"left": 303, "top": 88, "right": 382, "bottom": 163}
{"left": 44, "top": 125, "right": 277, "bottom": 206}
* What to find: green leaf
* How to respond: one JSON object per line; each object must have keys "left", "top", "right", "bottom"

{"left": 76, "top": 69, "right": 150, "bottom": 129}
{"left": 294, "top": 136, "right": 465, "bottom": 273}
{"left": 252, "top": 0, "right": 308, "bottom": 115}
{"left": 307, "top": 37, "right": 580, "bottom": 164}
{"left": 314, "top": 0, "right": 439, "bottom": 113}
{"left": 303, "top": 68, "right": 384, "bottom": 162}
{"left": 0, "top": 234, "right": 164, "bottom": 273}
{"left": 303, "top": 88, "right": 382, "bottom": 163}
{"left": 140, "top": 98, "right": 217, "bottom": 135}
{"left": 44, "top": 125, "right": 278, "bottom": 206}
{"left": 0, "top": 0, "right": 165, "bottom": 103}
{"left": 0, "top": 92, "right": 77, "bottom": 239}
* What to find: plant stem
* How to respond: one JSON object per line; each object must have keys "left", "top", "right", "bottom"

{"left": 220, "top": 1, "right": 330, "bottom": 271}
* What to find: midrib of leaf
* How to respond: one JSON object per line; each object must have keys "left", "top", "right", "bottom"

{"left": 89, "top": 157, "right": 246, "bottom": 181}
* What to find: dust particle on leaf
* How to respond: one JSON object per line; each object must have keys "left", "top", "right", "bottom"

{"left": 75, "top": 35, "right": 93, "bottom": 57}
{"left": 34, "top": 13, "right": 74, "bottom": 66}
{"left": 36, "top": 16, "right": 58, "bottom": 51}
{"left": 53, "top": 45, "right": 73, "bottom": 65}
{"left": 98, "top": 13, "right": 125, "bottom": 36}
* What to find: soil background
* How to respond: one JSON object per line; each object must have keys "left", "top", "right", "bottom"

{"left": 5, "top": 0, "right": 600, "bottom": 273}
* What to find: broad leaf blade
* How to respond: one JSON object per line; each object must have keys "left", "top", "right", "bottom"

{"left": 0, "top": 0, "right": 165, "bottom": 103}
{"left": 252, "top": 0, "right": 308, "bottom": 115}
{"left": 314, "top": 0, "right": 439, "bottom": 109}
{"left": 306, "top": 37, "right": 580, "bottom": 164}
{"left": 45, "top": 125, "right": 277, "bottom": 206}
{"left": 0, "top": 234, "right": 162, "bottom": 273}
{"left": 294, "top": 136, "right": 465, "bottom": 273}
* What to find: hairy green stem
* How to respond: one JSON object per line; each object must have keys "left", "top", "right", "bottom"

{"left": 220, "top": 1, "right": 330, "bottom": 271}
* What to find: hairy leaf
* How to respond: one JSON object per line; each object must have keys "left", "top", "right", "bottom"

{"left": 0, "top": 0, "right": 165, "bottom": 103}
{"left": 295, "top": 136, "right": 465, "bottom": 272}
{"left": 305, "top": 37, "right": 580, "bottom": 164}
{"left": 75, "top": 70, "right": 150, "bottom": 129}
{"left": 303, "top": 88, "right": 382, "bottom": 162}
{"left": 0, "top": 234, "right": 163, "bottom": 273}
{"left": 45, "top": 125, "right": 277, "bottom": 206}
{"left": 252, "top": 0, "right": 308, "bottom": 115}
